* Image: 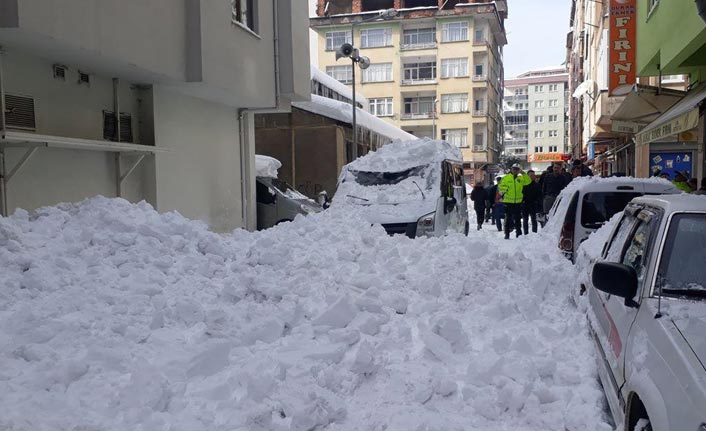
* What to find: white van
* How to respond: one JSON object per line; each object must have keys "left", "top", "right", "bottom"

{"left": 334, "top": 139, "right": 470, "bottom": 238}
{"left": 255, "top": 155, "right": 323, "bottom": 230}
{"left": 545, "top": 176, "right": 679, "bottom": 261}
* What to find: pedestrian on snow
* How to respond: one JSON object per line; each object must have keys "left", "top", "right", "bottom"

{"left": 673, "top": 171, "right": 692, "bottom": 193}
{"left": 561, "top": 166, "right": 572, "bottom": 183}
{"left": 484, "top": 183, "right": 494, "bottom": 223}
{"left": 541, "top": 162, "right": 569, "bottom": 214}
{"left": 688, "top": 178, "right": 698, "bottom": 192}
{"left": 572, "top": 159, "right": 593, "bottom": 177}
{"left": 499, "top": 163, "right": 531, "bottom": 239}
{"left": 521, "top": 170, "right": 541, "bottom": 235}
{"left": 470, "top": 182, "right": 487, "bottom": 230}
{"left": 490, "top": 176, "right": 504, "bottom": 231}
{"left": 695, "top": 178, "right": 706, "bottom": 195}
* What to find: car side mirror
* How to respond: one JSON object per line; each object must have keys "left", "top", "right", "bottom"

{"left": 445, "top": 196, "right": 457, "bottom": 213}
{"left": 592, "top": 262, "right": 639, "bottom": 308}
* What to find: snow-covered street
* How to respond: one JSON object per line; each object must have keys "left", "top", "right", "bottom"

{"left": 0, "top": 197, "right": 613, "bottom": 430}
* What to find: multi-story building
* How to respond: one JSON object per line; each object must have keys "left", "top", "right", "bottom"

{"left": 504, "top": 68, "right": 569, "bottom": 171}
{"left": 0, "top": 0, "right": 310, "bottom": 231}
{"left": 310, "top": 0, "right": 507, "bottom": 182}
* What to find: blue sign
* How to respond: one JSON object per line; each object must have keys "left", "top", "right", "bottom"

{"left": 588, "top": 142, "right": 595, "bottom": 160}
{"left": 649, "top": 151, "right": 694, "bottom": 179}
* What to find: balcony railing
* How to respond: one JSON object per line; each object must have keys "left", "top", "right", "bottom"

{"left": 401, "top": 78, "right": 438, "bottom": 86}
{"left": 473, "top": 145, "right": 486, "bottom": 151}
{"left": 401, "top": 112, "right": 436, "bottom": 120}
{"left": 473, "top": 109, "right": 486, "bottom": 117}
{"left": 473, "top": 38, "right": 487, "bottom": 46}
{"left": 472, "top": 75, "right": 487, "bottom": 82}
{"left": 400, "top": 42, "right": 437, "bottom": 51}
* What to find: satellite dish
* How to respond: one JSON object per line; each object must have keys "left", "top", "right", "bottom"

{"left": 572, "top": 79, "right": 596, "bottom": 99}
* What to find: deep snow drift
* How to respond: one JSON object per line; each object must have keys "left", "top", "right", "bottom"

{"left": 0, "top": 197, "right": 612, "bottom": 430}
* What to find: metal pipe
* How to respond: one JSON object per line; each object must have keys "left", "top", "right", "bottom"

{"left": 0, "top": 47, "right": 7, "bottom": 216}
{"left": 113, "top": 78, "right": 121, "bottom": 142}
{"left": 351, "top": 59, "right": 357, "bottom": 159}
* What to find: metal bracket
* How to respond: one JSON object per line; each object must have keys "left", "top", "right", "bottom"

{"left": 5, "top": 146, "right": 38, "bottom": 184}
{"left": 115, "top": 153, "right": 146, "bottom": 197}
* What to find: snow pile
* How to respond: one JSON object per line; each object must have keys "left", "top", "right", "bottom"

{"left": 256, "top": 155, "right": 282, "bottom": 178}
{"left": 348, "top": 138, "right": 462, "bottom": 173}
{"left": 310, "top": 65, "right": 368, "bottom": 107}
{"left": 0, "top": 197, "right": 612, "bottom": 430}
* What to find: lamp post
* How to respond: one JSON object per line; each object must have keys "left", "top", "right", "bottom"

{"left": 336, "top": 8, "right": 398, "bottom": 160}
{"left": 432, "top": 98, "right": 438, "bottom": 140}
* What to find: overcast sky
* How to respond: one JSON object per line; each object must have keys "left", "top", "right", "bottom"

{"left": 503, "top": 0, "right": 572, "bottom": 78}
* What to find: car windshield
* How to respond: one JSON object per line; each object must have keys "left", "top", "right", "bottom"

{"left": 349, "top": 165, "right": 428, "bottom": 187}
{"left": 271, "top": 178, "right": 309, "bottom": 201}
{"left": 658, "top": 214, "right": 706, "bottom": 298}
{"left": 581, "top": 192, "right": 643, "bottom": 229}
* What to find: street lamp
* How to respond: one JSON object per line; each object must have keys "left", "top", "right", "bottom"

{"left": 336, "top": 8, "right": 398, "bottom": 160}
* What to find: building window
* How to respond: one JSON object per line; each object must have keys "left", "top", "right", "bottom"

{"left": 441, "top": 93, "right": 468, "bottom": 113}
{"left": 548, "top": 145, "right": 558, "bottom": 152}
{"left": 549, "top": 130, "right": 558, "bottom": 137}
{"left": 232, "top": 0, "right": 256, "bottom": 32}
{"left": 535, "top": 115, "right": 544, "bottom": 123}
{"left": 369, "top": 98, "right": 394, "bottom": 116}
{"left": 534, "top": 100, "right": 544, "bottom": 108}
{"left": 440, "top": 58, "right": 468, "bottom": 78}
{"left": 474, "top": 29, "right": 485, "bottom": 43}
{"left": 514, "top": 88, "right": 525, "bottom": 96}
{"left": 404, "top": 96, "right": 436, "bottom": 117}
{"left": 534, "top": 146, "right": 543, "bottom": 152}
{"left": 548, "top": 114, "right": 558, "bottom": 122}
{"left": 402, "top": 28, "right": 436, "bottom": 48}
{"left": 473, "top": 98, "right": 485, "bottom": 114}
{"left": 548, "top": 84, "right": 558, "bottom": 92}
{"left": 534, "top": 131, "right": 544, "bottom": 138}
{"left": 549, "top": 99, "right": 558, "bottom": 107}
{"left": 360, "top": 28, "right": 393, "bottom": 48}
{"left": 325, "top": 30, "right": 352, "bottom": 51}
{"left": 474, "top": 63, "right": 484, "bottom": 77}
{"left": 473, "top": 132, "right": 484, "bottom": 150}
{"left": 441, "top": 21, "right": 468, "bottom": 42}
{"left": 326, "top": 65, "right": 353, "bottom": 84}
{"left": 534, "top": 85, "right": 544, "bottom": 92}
{"left": 403, "top": 62, "right": 436, "bottom": 83}
{"left": 442, "top": 128, "right": 468, "bottom": 147}
{"left": 362, "top": 63, "right": 393, "bottom": 82}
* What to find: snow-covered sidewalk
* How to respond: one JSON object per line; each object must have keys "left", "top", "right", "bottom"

{"left": 0, "top": 197, "right": 613, "bottom": 430}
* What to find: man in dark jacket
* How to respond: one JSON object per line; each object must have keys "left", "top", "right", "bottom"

{"left": 470, "top": 182, "right": 487, "bottom": 230}
{"left": 572, "top": 159, "right": 593, "bottom": 177}
{"left": 542, "top": 162, "right": 568, "bottom": 214}
{"left": 521, "top": 170, "right": 541, "bottom": 234}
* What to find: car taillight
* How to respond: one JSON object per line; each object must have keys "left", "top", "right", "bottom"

{"left": 559, "top": 222, "right": 574, "bottom": 253}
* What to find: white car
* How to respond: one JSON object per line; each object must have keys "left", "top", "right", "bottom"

{"left": 545, "top": 177, "right": 679, "bottom": 262}
{"left": 585, "top": 194, "right": 706, "bottom": 431}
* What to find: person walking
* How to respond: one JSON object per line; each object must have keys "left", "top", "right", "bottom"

{"left": 521, "top": 170, "right": 541, "bottom": 235}
{"left": 572, "top": 159, "right": 593, "bottom": 177}
{"left": 484, "top": 182, "right": 495, "bottom": 223}
{"left": 542, "top": 162, "right": 569, "bottom": 214}
{"left": 499, "top": 163, "right": 531, "bottom": 239}
{"left": 470, "top": 182, "right": 487, "bottom": 230}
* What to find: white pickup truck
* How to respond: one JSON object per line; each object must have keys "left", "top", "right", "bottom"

{"left": 586, "top": 194, "right": 706, "bottom": 431}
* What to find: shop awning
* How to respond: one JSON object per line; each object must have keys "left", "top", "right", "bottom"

{"left": 635, "top": 82, "right": 706, "bottom": 146}
{"left": 611, "top": 84, "right": 684, "bottom": 133}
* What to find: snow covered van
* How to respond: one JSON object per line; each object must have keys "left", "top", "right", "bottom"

{"left": 255, "top": 155, "right": 322, "bottom": 230}
{"left": 334, "top": 139, "right": 470, "bottom": 238}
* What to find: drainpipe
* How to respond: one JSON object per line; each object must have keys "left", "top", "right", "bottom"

{"left": 113, "top": 78, "right": 123, "bottom": 197}
{"left": 238, "top": 0, "right": 282, "bottom": 230}
{"left": 0, "top": 47, "right": 8, "bottom": 216}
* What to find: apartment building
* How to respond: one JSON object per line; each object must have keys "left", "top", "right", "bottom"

{"left": 310, "top": 0, "right": 507, "bottom": 181}
{"left": 0, "top": 0, "right": 310, "bottom": 231}
{"left": 504, "top": 68, "right": 569, "bottom": 171}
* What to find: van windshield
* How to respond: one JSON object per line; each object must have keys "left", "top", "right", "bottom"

{"left": 581, "top": 192, "right": 643, "bottom": 229}
{"left": 350, "top": 166, "right": 429, "bottom": 187}
{"left": 658, "top": 214, "right": 706, "bottom": 298}
{"left": 271, "top": 178, "right": 309, "bottom": 201}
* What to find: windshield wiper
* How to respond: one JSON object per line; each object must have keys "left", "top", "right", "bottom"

{"left": 661, "top": 288, "right": 706, "bottom": 299}
{"left": 346, "top": 194, "right": 369, "bottom": 202}
{"left": 412, "top": 181, "right": 426, "bottom": 199}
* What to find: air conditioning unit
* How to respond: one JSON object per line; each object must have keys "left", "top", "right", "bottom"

{"left": 4, "top": 94, "right": 36, "bottom": 131}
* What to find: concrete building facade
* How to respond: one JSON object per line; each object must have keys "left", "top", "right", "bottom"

{"left": 310, "top": 0, "right": 507, "bottom": 183}
{"left": 504, "top": 68, "right": 569, "bottom": 171}
{"left": 0, "top": 0, "right": 310, "bottom": 231}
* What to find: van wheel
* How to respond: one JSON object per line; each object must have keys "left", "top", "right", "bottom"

{"left": 627, "top": 394, "right": 652, "bottom": 431}
{"left": 464, "top": 222, "right": 470, "bottom": 236}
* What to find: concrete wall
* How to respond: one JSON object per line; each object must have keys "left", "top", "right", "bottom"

{"left": 152, "top": 86, "right": 243, "bottom": 232}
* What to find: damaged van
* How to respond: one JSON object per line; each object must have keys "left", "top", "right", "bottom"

{"left": 334, "top": 139, "right": 469, "bottom": 238}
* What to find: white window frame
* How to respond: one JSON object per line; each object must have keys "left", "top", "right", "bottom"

{"left": 441, "top": 93, "right": 468, "bottom": 114}
{"left": 548, "top": 84, "right": 559, "bottom": 92}
{"left": 534, "top": 131, "right": 544, "bottom": 138}
{"left": 360, "top": 27, "right": 393, "bottom": 48}
{"left": 440, "top": 58, "right": 468, "bottom": 78}
{"left": 534, "top": 85, "right": 544, "bottom": 93}
{"left": 535, "top": 115, "right": 544, "bottom": 123}
{"left": 403, "top": 96, "right": 436, "bottom": 117}
{"left": 534, "top": 100, "right": 544, "bottom": 108}
{"left": 403, "top": 62, "right": 437, "bottom": 83}
{"left": 549, "top": 99, "right": 559, "bottom": 107}
{"left": 534, "top": 146, "right": 543, "bottom": 153}
{"left": 442, "top": 128, "right": 468, "bottom": 148}
{"left": 402, "top": 28, "right": 436, "bottom": 48}
{"left": 473, "top": 132, "right": 485, "bottom": 150}
{"left": 441, "top": 21, "right": 469, "bottom": 43}
{"left": 548, "top": 130, "right": 558, "bottom": 137}
{"left": 326, "top": 65, "right": 353, "bottom": 84}
{"left": 232, "top": 0, "right": 256, "bottom": 32}
{"left": 548, "top": 145, "right": 558, "bottom": 152}
{"left": 548, "top": 114, "right": 559, "bottom": 122}
{"left": 361, "top": 63, "right": 393, "bottom": 83}
{"left": 369, "top": 98, "right": 394, "bottom": 117}
{"left": 325, "top": 30, "right": 352, "bottom": 51}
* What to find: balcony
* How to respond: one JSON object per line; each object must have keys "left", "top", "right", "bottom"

{"left": 473, "top": 38, "right": 488, "bottom": 47}
{"left": 401, "top": 112, "right": 436, "bottom": 120}
{"left": 472, "top": 75, "right": 487, "bottom": 82}
{"left": 473, "top": 109, "right": 487, "bottom": 117}
{"left": 401, "top": 78, "right": 438, "bottom": 86}
{"left": 473, "top": 145, "right": 486, "bottom": 152}
{"left": 400, "top": 42, "right": 437, "bottom": 51}
{"left": 506, "top": 94, "right": 529, "bottom": 101}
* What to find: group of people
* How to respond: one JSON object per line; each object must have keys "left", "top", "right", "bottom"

{"left": 655, "top": 170, "right": 706, "bottom": 195}
{"left": 470, "top": 160, "right": 592, "bottom": 240}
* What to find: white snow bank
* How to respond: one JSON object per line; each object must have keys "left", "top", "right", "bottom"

{"left": 311, "top": 65, "right": 368, "bottom": 107}
{"left": 293, "top": 95, "right": 414, "bottom": 142}
{"left": 0, "top": 197, "right": 612, "bottom": 431}
{"left": 346, "top": 138, "right": 462, "bottom": 173}
{"left": 256, "top": 154, "right": 282, "bottom": 178}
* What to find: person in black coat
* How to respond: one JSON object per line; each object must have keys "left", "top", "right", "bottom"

{"left": 470, "top": 182, "right": 487, "bottom": 231}
{"left": 542, "top": 162, "right": 569, "bottom": 214}
{"left": 521, "top": 170, "right": 541, "bottom": 234}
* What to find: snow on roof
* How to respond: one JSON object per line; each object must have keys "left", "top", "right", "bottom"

{"left": 255, "top": 155, "right": 281, "bottom": 178}
{"left": 310, "top": 65, "right": 368, "bottom": 106}
{"left": 293, "top": 94, "right": 414, "bottom": 142}
{"left": 346, "top": 138, "right": 462, "bottom": 173}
